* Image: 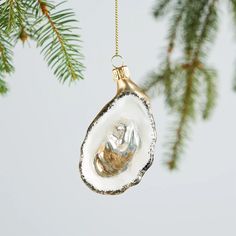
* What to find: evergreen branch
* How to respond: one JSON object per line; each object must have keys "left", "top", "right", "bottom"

{"left": 1, "top": 0, "right": 16, "bottom": 32}
{"left": 142, "top": 71, "right": 165, "bottom": 94}
{"left": 229, "top": 0, "right": 236, "bottom": 23}
{"left": 0, "top": 77, "right": 9, "bottom": 95}
{"left": 162, "top": 64, "right": 179, "bottom": 109}
{"left": 0, "top": 30, "right": 14, "bottom": 96}
{"left": 0, "top": 31, "right": 14, "bottom": 74}
{"left": 14, "top": 1, "right": 29, "bottom": 43}
{"left": 0, "top": 0, "right": 84, "bottom": 95}
{"left": 192, "top": 0, "right": 218, "bottom": 61}
{"left": 144, "top": 0, "right": 219, "bottom": 169}
{"left": 161, "top": 3, "right": 187, "bottom": 108}
{"left": 143, "top": 2, "right": 186, "bottom": 101}
{"left": 166, "top": 66, "right": 197, "bottom": 169}
{"left": 182, "top": 0, "right": 210, "bottom": 60}
{"left": 153, "top": 0, "right": 172, "bottom": 18}
{"left": 32, "top": 0, "right": 84, "bottom": 82}
{"left": 7, "top": 0, "right": 15, "bottom": 31}
{"left": 201, "top": 68, "right": 217, "bottom": 119}
{"left": 167, "top": 0, "right": 218, "bottom": 169}
{"left": 229, "top": 0, "right": 236, "bottom": 91}
{"left": 166, "top": 0, "right": 186, "bottom": 55}
{"left": 0, "top": 0, "right": 25, "bottom": 34}
{"left": 0, "top": 1, "right": 32, "bottom": 44}
{"left": 233, "top": 64, "right": 236, "bottom": 91}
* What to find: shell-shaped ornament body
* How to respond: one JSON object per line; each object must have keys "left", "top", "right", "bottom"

{"left": 79, "top": 66, "right": 157, "bottom": 195}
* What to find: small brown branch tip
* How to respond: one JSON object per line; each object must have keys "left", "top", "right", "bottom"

{"left": 167, "top": 160, "right": 177, "bottom": 170}
{"left": 19, "top": 28, "right": 28, "bottom": 43}
{"left": 39, "top": 1, "right": 49, "bottom": 15}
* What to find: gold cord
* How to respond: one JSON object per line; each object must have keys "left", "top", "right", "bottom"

{"left": 115, "top": 0, "right": 119, "bottom": 56}
{"left": 112, "top": 0, "right": 123, "bottom": 67}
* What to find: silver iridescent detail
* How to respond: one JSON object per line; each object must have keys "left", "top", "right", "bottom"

{"left": 94, "top": 120, "right": 140, "bottom": 177}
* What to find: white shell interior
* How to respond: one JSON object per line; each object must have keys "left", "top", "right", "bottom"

{"left": 80, "top": 94, "right": 155, "bottom": 192}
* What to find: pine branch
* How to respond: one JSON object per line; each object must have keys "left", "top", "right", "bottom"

{"left": 0, "top": 31, "right": 14, "bottom": 95}
{"left": 153, "top": 0, "right": 172, "bottom": 18}
{"left": 166, "top": 65, "right": 198, "bottom": 169}
{"left": 0, "top": 77, "right": 8, "bottom": 95}
{"left": 142, "top": 71, "right": 165, "bottom": 95}
{"left": 167, "top": 0, "right": 218, "bottom": 169}
{"left": 0, "top": 32, "right": 14, "bottom": 75}
{"left": 0, "top": 0, "right": 84, "bottom": 96}
{"left": 192, "top": 0, "right": 218, "bottom": 60}
{"left": 0, "top": 0, "right": 16, "bottom": 32}
{"left": 182, "top": 0, "right": 210, "bottom": 60}
{"left": 229, "top": 0, "right": 236, "bottom": 90}
{"left": 200, "top": 68, "right": 217, "bottom": 119}
{"left": 233, "top": 65, "right": 236, "bottom": 91}
{"left": 144, "top": 0, "right": 219, "bottom": 169}
{"left": 143, "top": 2, "right": 186, "bottom": 104}
{"left": 32, "top": 0, "right": 84, "bottom": 82}
{"left": 0, "top": 0, "right": 25, "bottom": 35}
{"left": 166, "top": 1, "right": 185, "bottom": 55}
{"left": 229, "top": 0, "right": 236, "bottom": 23}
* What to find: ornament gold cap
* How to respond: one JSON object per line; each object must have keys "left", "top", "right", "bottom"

{"left": 112, "top": 65, "right": 130, "bottom": 81}
{"left": 112, "top": 66, "right": 149, "bottom": 101}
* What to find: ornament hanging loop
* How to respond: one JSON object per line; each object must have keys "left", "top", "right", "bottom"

{"left": 111, "top": 54, "right": 124, "bottom": 68}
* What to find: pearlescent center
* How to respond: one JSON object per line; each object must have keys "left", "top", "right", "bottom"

{"left": 94, "top": 120, "right": 140, "bottom": 177}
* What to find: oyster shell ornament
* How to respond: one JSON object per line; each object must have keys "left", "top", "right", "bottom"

{"left": 79, "top": 66, "right": 157, "bottom": 195}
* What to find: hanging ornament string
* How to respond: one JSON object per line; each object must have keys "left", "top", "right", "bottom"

{"left": 112, "top": 0, "right": 123, "bottom": 68}
{"left": 115, "top": 0, "right": 119, "bottom": 56}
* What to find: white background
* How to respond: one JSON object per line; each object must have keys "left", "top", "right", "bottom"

{"left": 0, "top": 0, "right": 236, "bottom": 235}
